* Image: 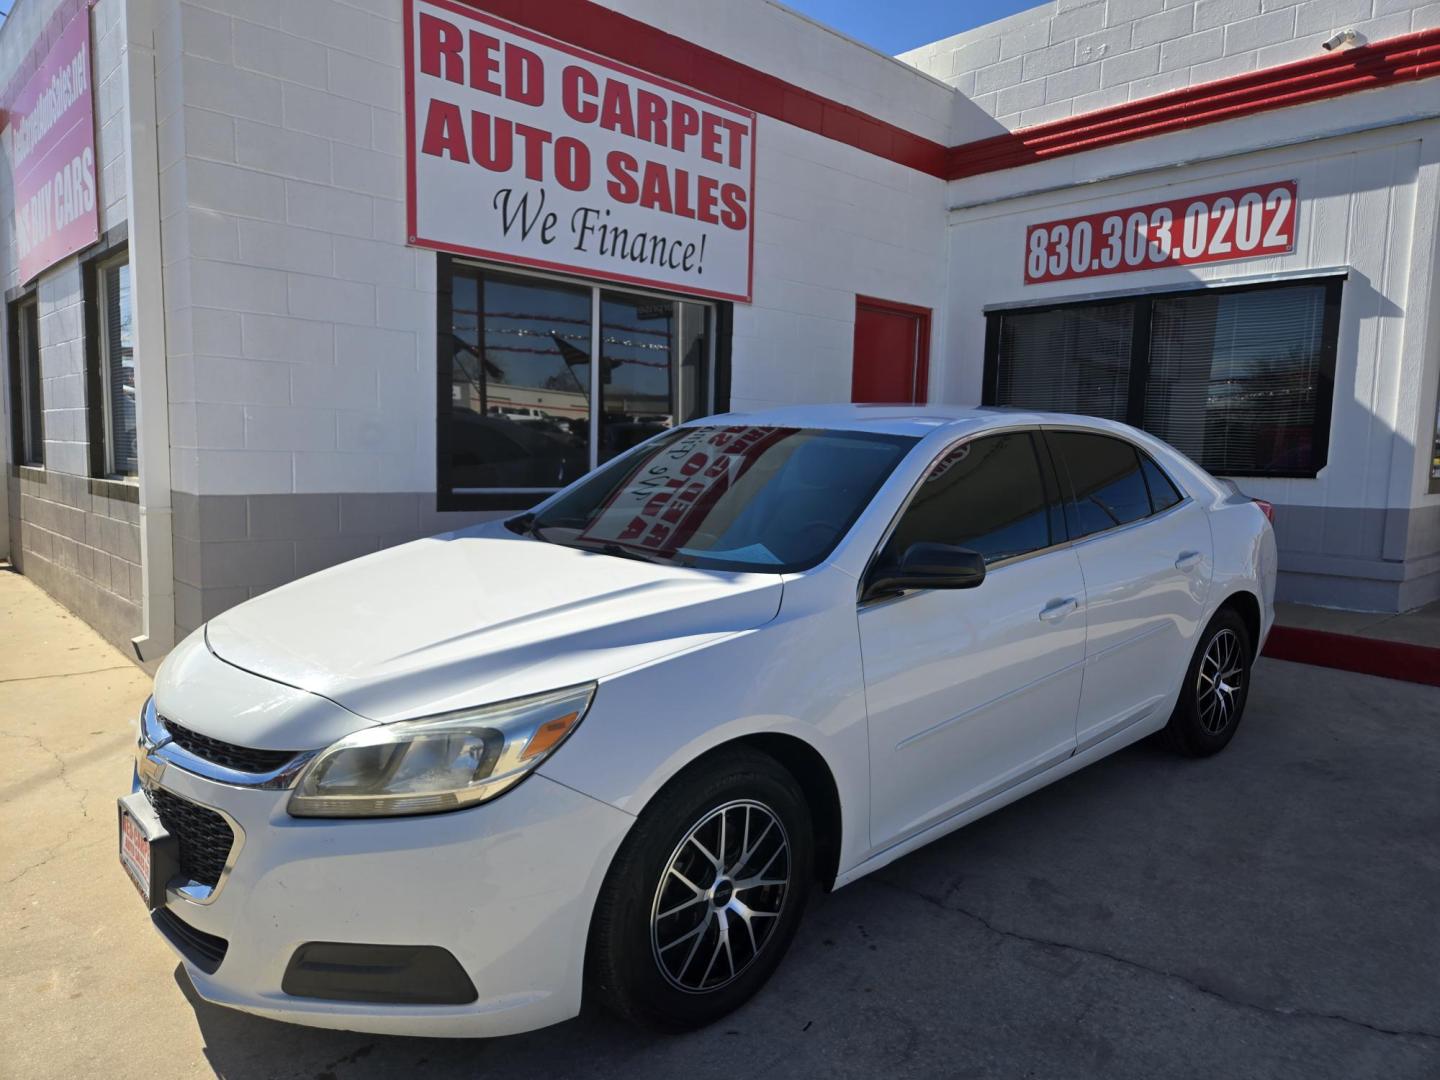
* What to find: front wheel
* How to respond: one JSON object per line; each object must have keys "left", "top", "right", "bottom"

{"left": 587, "top": 748, "right": 813, "bottom": 1030}
{"left": 1162, "top": 608, "right": 1253, "bottom": 757}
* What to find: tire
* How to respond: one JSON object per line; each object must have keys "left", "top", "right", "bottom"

{"left": 587, "top": 747, "right": 813, "bottom": 1031}
{"left": 1162, "top": 607, "right": 1253, "bottom": 757}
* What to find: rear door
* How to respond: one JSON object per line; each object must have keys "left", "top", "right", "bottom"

{"left": 1043, "top": 429, "right": 1213, "bottom": 751}
{"left": 859, "top": 430, "right": 1086, "bottom": 846}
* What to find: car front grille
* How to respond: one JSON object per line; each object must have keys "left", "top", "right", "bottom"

{"left": 160, "top": 717, "right": 299, "bottom": 774}
{"left": 148, "top": 788, "right": 235, "bottom": 890}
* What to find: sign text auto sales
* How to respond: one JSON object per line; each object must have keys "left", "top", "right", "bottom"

{"left": 406, "top": 0, "right": 756, "bottom": 301}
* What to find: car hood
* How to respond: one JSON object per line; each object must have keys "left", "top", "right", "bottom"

{"left": 204, "top": 523, "right": 784, "bottom": 724}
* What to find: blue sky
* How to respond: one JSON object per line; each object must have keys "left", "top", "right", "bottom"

{"left": 785, "top": 0, "right": 1040, "bottom": 55}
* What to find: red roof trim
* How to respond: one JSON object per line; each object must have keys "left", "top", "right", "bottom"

{"left": 448, "top": 0, "right": 951, "bottom": 176}
{"left": 947, "top": 27, "right": 1440, "bottom": 180}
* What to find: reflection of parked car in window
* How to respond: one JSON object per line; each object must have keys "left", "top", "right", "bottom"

{"left": 124, "top": 406, "right": 1275, "bottom": 1040}
{"left": 489, "top": 405, "right": 551, "bottom": 423}
{"left": 449, "top": 408, "right": 586, "bottom": 487}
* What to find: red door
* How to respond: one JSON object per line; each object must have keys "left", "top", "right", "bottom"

{"left": 851, "top": 296, "right": 930, "bottom": 404}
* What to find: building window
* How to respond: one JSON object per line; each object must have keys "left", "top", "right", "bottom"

{"left": 8, "top": 297, "right": 43, "bottom": 466}
{"left": 96, "top": 255, "right": 137, "bottom": 477}
{"left": 437, "top": 260, "right": 722, "bottom": 508}
{"left": 984, "top": 277, "right": 1343, "bottom": 478}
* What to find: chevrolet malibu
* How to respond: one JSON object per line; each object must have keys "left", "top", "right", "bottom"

{"left": 120, "top": 404, "right": 1276, "bottom": 1037}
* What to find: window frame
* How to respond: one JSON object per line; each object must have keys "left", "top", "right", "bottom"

{"left": 982, "top": 275, "right": 1344, "bottom": 479}
{"left": 435, "top": 256, "right": 730, "bottom": 511}
{"left": 85, "top": 248, "right": 137, "bottom": 480}
{"left": 8, "top": 292, "right": 43, "bottom": 468}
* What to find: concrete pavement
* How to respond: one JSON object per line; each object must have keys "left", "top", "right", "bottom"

{"left": 2, "top": 565, "right": 1438, "bottom": 1079}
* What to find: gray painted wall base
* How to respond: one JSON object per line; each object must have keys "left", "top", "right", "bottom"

{"left": 171, "top": 491, "right": 506, "bottom": 640}
{"left": 6, "top": 470, "right": 145, "bottom": 653}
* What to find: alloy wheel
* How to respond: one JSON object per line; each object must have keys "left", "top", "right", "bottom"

{"left": 650, "top": 799, "right": 791, "bottom": 994}
{"left": 1196, "top": 627, "right": 1244, "bottom": 735}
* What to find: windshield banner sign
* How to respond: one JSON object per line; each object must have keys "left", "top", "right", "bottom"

{"left": 405, "top": 0, "right": 757, "bottom": 302}
{"left": 580, "top": 426, "right": 792, "bottom": 553}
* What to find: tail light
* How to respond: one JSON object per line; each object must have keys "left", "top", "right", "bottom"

{"left": 1253, "top": 498, "right": 1275, "bottom": 525}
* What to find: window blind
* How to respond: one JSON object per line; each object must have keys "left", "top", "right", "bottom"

{"left": 1145, "top": 284, "right": 1326, "bottom": 476}
{"left": 993, "top": 302, "right": 1133, "bottom": 422}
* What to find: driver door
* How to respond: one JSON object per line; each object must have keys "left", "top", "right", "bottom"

{"left": 858, "top": 430, "right": 1087, "bottom": 847}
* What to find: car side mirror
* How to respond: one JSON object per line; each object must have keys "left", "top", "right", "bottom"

{"left": 864, "top": 542, "right": 987, "bottom": 601}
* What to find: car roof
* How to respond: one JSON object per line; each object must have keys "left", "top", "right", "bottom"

{"left": 697, "top": 403, "right": 1101, "bottom": 438}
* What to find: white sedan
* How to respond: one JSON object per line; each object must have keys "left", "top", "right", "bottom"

{"left": 121, "top": 405, "right": 1276, "bottom": 1037}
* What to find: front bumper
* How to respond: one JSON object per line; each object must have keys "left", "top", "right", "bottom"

{"left": 142, "top": 762, "right": 633, "bottom": 1037}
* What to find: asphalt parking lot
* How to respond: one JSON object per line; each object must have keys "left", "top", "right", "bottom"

{"left": 2, "top": 567, "right": 1438, "bottom": 1080}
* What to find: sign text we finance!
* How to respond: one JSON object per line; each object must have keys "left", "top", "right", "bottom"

{"left": 407, "top": 0, "right": 756, "bottom": 302}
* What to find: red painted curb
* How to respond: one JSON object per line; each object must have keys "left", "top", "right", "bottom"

{"left": 1262, "top": 625, "right": 1440, "bottom": 688}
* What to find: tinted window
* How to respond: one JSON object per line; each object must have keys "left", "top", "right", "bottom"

{"left": 883, "top": 432, "right": 1052, "bottom": 565}
{"left": 985, "top": 278, "right": 1340, "bottom": 478}
{"left": 992, "top": 302, "right": 1133, "bottom": 421}
{"left": 1050, "top": 431, "right": 1152, "bottom": 538}
{"left": 1140, "top": 454, "right": 1182, "bottom": 513}
{"left": 529, "top": 425, "right": 916, "bottom": 573}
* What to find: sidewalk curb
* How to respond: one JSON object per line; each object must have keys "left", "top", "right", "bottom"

{"left": 1263, "top": 625, "right": 1440, "bottom": 688}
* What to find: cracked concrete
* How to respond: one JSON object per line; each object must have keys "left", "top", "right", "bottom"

{"left": 2, "top": 565, "right": 1438, "bottom": 1079}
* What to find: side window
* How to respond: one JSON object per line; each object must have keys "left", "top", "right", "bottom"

{"left": 883, "top": 431, "right": 1052, "bottom": 565}
{"left": 1140, "top": 453, "right": 1182, "bottom": 513}
{"left": 1048, "top": 431, "right": 1152, "bottom": 538}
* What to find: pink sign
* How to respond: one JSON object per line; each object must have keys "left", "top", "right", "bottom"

{"left": 7, "top": 10, "right": 98, "bottom": 283}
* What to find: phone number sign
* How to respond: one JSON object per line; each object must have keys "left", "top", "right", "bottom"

{"left": 1024, "top": 181, "right": 1298, "bottom": 285}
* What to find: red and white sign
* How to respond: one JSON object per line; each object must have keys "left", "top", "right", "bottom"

{"left": 1023, "top": 180, "right": 1298, "bottom": 286}
{"left": 5, "top": 10, "right": 99, "bottom": 284}
{"left": 404, "top": 0, "right": 757, "bottom": 302}
{"left": 580, "top": 426, "right": 792, "bottom": 553}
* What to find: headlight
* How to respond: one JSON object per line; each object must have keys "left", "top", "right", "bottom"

{"left": 287, "top": 684, "right": 595, "bottom": 818}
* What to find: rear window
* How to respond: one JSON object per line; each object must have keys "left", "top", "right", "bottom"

{"left": 1140, "top": 454, "right": 1183, "bottom": 513}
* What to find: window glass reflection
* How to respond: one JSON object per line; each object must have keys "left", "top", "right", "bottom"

{"left": 599, "top": 293, "right": 709, "bottom": 463}
{"left": 106, "top": 262, "right": 137, "bottom": 476}
{"left": 884, "top": 432, "right": 1052, "bottom": 564}
{"left": 449, "top": 270, "right": 591, "bottom": 490}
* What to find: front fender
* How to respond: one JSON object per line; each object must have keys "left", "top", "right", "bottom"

{"left": 538, "top": 569, "right": 872, "bottom": 876}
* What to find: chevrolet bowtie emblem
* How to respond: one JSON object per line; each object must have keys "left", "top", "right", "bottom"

{"left": 136, "top": 751, "right": 167, "bottom": 790}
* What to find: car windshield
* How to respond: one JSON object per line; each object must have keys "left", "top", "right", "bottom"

{"left": 518, "top": 425, "right": 918, "bottom": 572}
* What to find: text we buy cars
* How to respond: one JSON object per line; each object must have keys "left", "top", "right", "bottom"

{"left": 406, "top": 0, "right": 756, "bottom": 301}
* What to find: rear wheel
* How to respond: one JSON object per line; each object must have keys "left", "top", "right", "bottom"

{"left": 1163, "top": 607, "right": 1253, "bottom": 757}
{"left": 587, "top": 748, "right": 813, "bottom": 1030}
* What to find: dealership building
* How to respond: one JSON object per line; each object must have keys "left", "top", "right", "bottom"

{"left": 2, "top": 0, "right": 1439, "bottom": 658}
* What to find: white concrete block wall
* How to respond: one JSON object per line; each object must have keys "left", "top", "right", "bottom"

{"left": 158, "top": 0, "right": 954, "bottom": 497}
{"left": 899, "top": 0, "right": 1440, "bottom": 132}
{"left": 93, "top": 0, "right": 127, "bottom": 231}
{"left": 738, "top": 122, "right": 947, "bottom": 410}
{"left": 159, "top": 0, "right": 431, "bottom": 498}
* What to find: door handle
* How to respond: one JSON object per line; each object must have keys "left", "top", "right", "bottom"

{"left": 1175, "top": 550, "right": 1203, "bottom": 573}
{"left": 1039, "top": 597, "right": 1078, "bottom": 622}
